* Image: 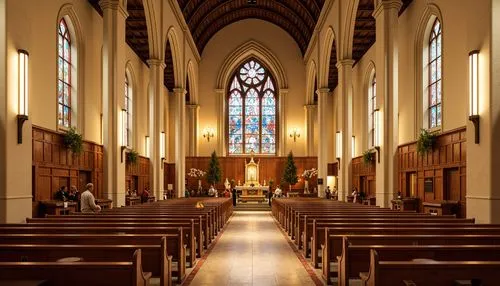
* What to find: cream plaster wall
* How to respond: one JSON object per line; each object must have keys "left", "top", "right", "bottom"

{"left": 198, "top": 19, "right": 307, "bottom": 157}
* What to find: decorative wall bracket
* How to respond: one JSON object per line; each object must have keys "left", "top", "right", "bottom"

{"left": 121, "top": 146, "right": 128, "bottom": 163}
{"left": 469, "top": 115, "right": 480, "bottom": 144}
{"left": 17, "top": 114, "right": 29, "bottom": 144}
{"left": 374, "top": 146, "right": 381, "bottom": 163}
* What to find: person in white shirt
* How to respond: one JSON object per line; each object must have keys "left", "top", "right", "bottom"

{"left": 80, "top": 183, "right": 101, "bottom": 213}
{"left": 274, "top": 186, "right": 282, "bottom": 198}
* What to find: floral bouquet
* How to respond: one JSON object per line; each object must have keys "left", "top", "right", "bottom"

{"left": 187, "top": 168, "right": 206, "bottom": 178}
{"left": 301, "top": 168, "right": 318, "bottom": 179}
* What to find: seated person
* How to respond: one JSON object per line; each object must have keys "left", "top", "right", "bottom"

{"left": 274, "top": 186, "right": 282, "bottom": 198}
{"left": 55, "top": 186, "right": 69, "bottom": 201}
{"left": 80, "top": 183, "right": 101, "bottom": 213}
{"left": 67, "top": 185, "right": 80, "bottom": 202}
{"left": 142, "top": 187, "right": 150, "bottom": 203}
{"left": 351, "top": 187, "right": 359, "bottom": 203}
{"left": 325, "top": 186, "right": 332, "bottom": 199}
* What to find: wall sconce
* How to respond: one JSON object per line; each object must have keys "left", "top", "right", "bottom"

{"left": 145, "top": 136, "right": 150, "bottom": 158}
{"left": 120, "top": 109, "right": 127, "bottom": 163}
{"left": 336, "top": 131, "right": 342, "bottom": 167}
{"left": 351, "top": 136, "right": 355, "bottom": 158}
{"left": 289, "top": 128, "right": 301, "bottom": 142}
{"left": 17, "top": 49, "right": 29, "bottom": 144}
{"left": 160, "top": 131, "right": 166, "bottom": 168}
{"left": 202, "top": 128, "right": 214, "bottom": 142}
{"left": 469, "top": 50, "right": 480, "bottom": 144}
{"left": 373, "top": 109, "right": 381, "bottom": 163}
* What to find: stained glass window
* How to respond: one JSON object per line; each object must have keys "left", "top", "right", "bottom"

{"left": 124, "top": 75, "right": 132, "bottom": 147}
{"left": 58, "top": 18, "right": 72, "bottom": 128}
{"left": 428, "top": 19, "right": 442, "bottom": 129}
{"left": 368, "top": 74, "right": 376, "bottom": 147}
{"left": 228, "top": 59, "right": 277, "bottom": 155}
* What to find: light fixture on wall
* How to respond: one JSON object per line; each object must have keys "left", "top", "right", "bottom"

{"left": 469, "top": 50, "right": 480, "bottom": 144}
{"left": 160, "top": 131, "right": 166, "bottom": 169}
{"left": 351, "top": 136, "right": 355, "bottom": 158}
{"left": 120, "top": 109, "right": 127, "bottom": 163}
{"left": 289, "top": 128, "right": 301, "bottom": 142}
{"left": 336, "top": 131, "right": 342, "bottom": 168}
{"left": 17, "top": 49, "right": 29, "bottom": 144}
{"left": 145, "top": 136, "right": 150, "bottom": 158}
{"left": 373, "top": 109, "right": 381, "bottom": 163}
{"left": 202, "top": 127, "right": 214, "bottom": 142}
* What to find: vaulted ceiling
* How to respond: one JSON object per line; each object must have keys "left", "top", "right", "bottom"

{"left": 176, "top": 0, "right": 326, "bottom": 55}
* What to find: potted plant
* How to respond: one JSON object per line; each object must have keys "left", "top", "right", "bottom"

{"left": 206, "top": 151, "right": 222, "bottom": 188}
{"left": 62, "top": 127, "right": 83, "bottom": 154}
{"left": 417, "top": 129, "right": 437, "bottom": 155}
{"left": 362, "top": 150, "right": 375, "bottom": 165}
{"left": 126, "top": 149, "right": 139, "bottom": 165}
{"left": 282, "top": 151, "right": 299, "bottom": 193}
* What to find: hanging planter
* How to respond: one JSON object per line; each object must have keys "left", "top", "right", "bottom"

{"left": 362, "top": 150, "right": 375, "bottom": 165}
{"left": 62, "top": 127, "right": 83, "bottom": 154}
{"left": 417, "top": 129, "right": 437, "bottom": 156}
{"left": 126, "top": 149, "right": 139, "bottom": 165}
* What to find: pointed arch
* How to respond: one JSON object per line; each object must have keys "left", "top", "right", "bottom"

{"left": 414, "top": 3, "right": 444, "bottom": 135}
{"left": 319, "top": 26, "right": 337, "bottom": 89}
{"left": 125, "top": 61, "right": 137, "bottom": 148}
{"left": 340, "top": 0, "right": 359, "bottom": 60}
{"left": 143, "top": 0, "right": 161, "bottom": 59}
{"left": 56, "top": 3, "right": 85, "bottom": 133}
{"left": 306, "top": 60, "right": 317, "bottom": 104}
{"left": 216, "top": 40, "right": 287, "bottom": 90}
{"left": 165, "top": 26, "right": 183, "bottom": 88}
{"left": 364, "top": 61, "right": 376, "bottom": 148}
{"left": 186, "top": 60, "right": 197, "bottom": 103}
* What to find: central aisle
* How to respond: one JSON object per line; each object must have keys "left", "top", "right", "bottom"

{"left": 186, "top": 211, "right": 319, "bottom": 286}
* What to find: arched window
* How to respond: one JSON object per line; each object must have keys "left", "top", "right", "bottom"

{"left": 58, "top": 18, "right": 72, "bottom": 128}
{"left": 228, "top": 59, "right": 277, "bottom": 155}
{"left": 428, "top": 19, "right": 442, "bottom": 129}
{"left": 124, "top": 74, "right": 132, "bottom": 147}
{"left": 368, "top": 73, "right": 376, "bottom": 147}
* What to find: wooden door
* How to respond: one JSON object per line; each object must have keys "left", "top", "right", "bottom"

{"left": 406, "top": 172, "right": 417, "bottom": 197}
{"left": 359, "top": 176, "right": 366, "bottom": 195}
{"left": 444, "top": 168, "right": 460, "bottom": 201}
{"left": 78, "top": 171, "right": 91, "bottom": 192}
{"left": 368, "top": 179, "right": 376, "bottom": 198}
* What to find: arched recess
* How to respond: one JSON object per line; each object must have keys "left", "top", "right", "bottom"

{"left": 363, "top": 61, "right": 376, "bottom": 151}
{"left": 306, "top": 60, "right": 317, "bottom": 104}
{"left": 340, "top": 0, "right": 359, "bottom": 60}
{"left": 164, "top": 27, "right": 183, "bottom": 89}
{"left": 125, "top": 60, "right": 137, "bottom": 148}
{"left": 143, "top": 0, "right": 161, "bottom": 59}
{"left": 319, "top": 26, "right": 338, "bottom": 90}
{"left": 216, "top": 40, "right": 288, "bottom": 156}
{"left": 186, "top": 60, "right": 197, "bottom": 103}
{"left": 414, "top": 3, "right": 443, "bottom": 136}
{"left": 56, "top": 3, "right": 85, "bottom": 133}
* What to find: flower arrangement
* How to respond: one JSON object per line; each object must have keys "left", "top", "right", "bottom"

{"left": 301, "top": 168, "right": 318, "bottom": 179}
{"left": 187, "top": 168, "right": 206, "bottom": 178}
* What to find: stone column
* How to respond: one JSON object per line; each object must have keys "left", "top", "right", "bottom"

{"left": 174, "top": 88, "right": 187, "bottom": 198}
{"left": 100, "top": 0, "right": 128, "bottom": 207}
{"left": 336, "top": 60, "right": 354, "bottom": 202}
{"left": 147, "top": 59, "right": 165, "bottom": 200}
{"left": 0, "top": 1, "right": 32, "bottom": 222}
{"left": 279, "top": 89, "right": 288, "bottom": 156}
{"left": 373, "top": 0, "right": 402, "bottom": 208}
{"left": 305, "top": 104, "right": 317, "bottom": 156}
{"left": 215, "top": 89, "right": 225, "bottom": 155}
{"left": 186, "top": 104, "right": 199, "bottom": 156}
{"left": 316, "top": 88, "right": 331, "bottom": 197}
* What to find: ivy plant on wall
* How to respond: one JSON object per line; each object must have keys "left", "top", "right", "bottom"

{"left": 62, "top": 127, "right": 83, "bottom": 154}
{"left": 417, "top": 129, "right": 437, "bottom": 156}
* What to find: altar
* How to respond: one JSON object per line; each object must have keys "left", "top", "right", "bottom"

{"left": 236, "top": 153, "right": 269, "bottom": 203}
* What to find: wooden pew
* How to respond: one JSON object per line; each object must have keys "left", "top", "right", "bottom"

{"left": 0, "top": 249, "right": 151, "bottom": 286}
{"left": 0, "top": 237, "right": 173, "bottom": 286}
{"left": 322, "top": 234, "right": 500, "bottom": 284}
{"left": 0, "top": 232, "right": 186, "bottom": 281}
{"left": 338, "top": 237, "right": 500, "bottom": 286}
{"left": 361, "top": 249, "right": 500, "bottom": 286}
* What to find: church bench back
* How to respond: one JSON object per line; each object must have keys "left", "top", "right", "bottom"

{"left": 0, "top": 249, "right": 150, "bottom": 286}
{"left": 0, "top": 238, "right": 172, "bottom": 286}
{"left": 338, "top": 238, "right": 500, "bottom": 286}
{"left": 361, "top": 249, "right": 500, "bottom": 286}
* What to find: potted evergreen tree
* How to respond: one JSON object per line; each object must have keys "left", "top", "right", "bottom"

{"left": 206, "top": 151, "right": 222, "bottom": 188}
{"left": 282, "top": 151, "right": 299, "bottom": 193}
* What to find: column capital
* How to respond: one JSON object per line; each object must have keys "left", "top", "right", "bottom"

{"left": 147, "top": 59, "right": 166, "bottom": 69}
{"left": 373, "top": 0, "right": 403, "bottom": 18}
{"left": 214, "top": 88, "right": 225, "bottom": 94}
{"left": 304, "top": 104, "right": 317, "bottom": 111}
{"left": 315, "top": 88, "right": 330, "bottom": 96}
{"left": 336, "top": 59, "right": 355, "bottom": 69}
{"left": 279, "top": 89, "right": 289, "bottom": 95}
{"left": 99, "top": 0, "right": 129, "bottom": 18}
{"left": 173, "top": 88, "right": 187, "bottom": 95}
{"left": 186, "top": 104, "right": 200, "bottom": 110}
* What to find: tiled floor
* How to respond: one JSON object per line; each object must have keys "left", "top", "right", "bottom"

{"left": 187, "top": 211, "right": 318, "bottom": 286}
